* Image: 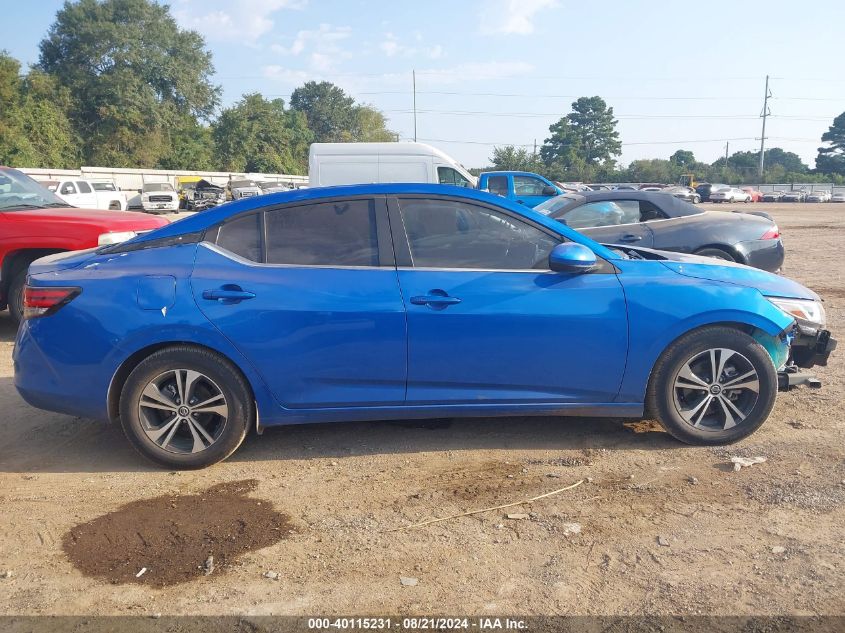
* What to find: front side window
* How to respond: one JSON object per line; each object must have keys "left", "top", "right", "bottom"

{"left": 216, "top": 213, "right": 262, "bottom": 262}
{"left": 513, "top": 175, "right": 548, "bottom": 196}
{"left": 398, "top": 198, "right": 559, "bottom": 270}
{"left": 76, "top": 181, "right": 92, "bottom": 193}
{"left": 61, "top": 182, "right": 77, "bottom": 195}
{"left": 437, "top": 166, "right": 472, "bottom": 188}
{"left": 563, "top": 200, "right": 644, "bottom": 229}
{"left": 266, "top": 199, "right": 379, "bottom": 267}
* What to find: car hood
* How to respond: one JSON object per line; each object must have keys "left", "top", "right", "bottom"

{"left": 613, "top": 246, "right": 818, "bottom": 300}
{"left": 2, "top": 207, "right": 169, "bottom": 230}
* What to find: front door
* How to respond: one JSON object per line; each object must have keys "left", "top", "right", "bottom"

{"left": 390, "top": 195, "right": 628, "bottom": 405}
{"left": 191, "top": 196, "right": 407, "bottom": 409}
{"left": 512, "top": 174, "right": 557, "bottom": 208}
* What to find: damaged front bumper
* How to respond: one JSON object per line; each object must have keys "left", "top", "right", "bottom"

{"left": 777, "top": 326, "right": 837, "bottom": 392}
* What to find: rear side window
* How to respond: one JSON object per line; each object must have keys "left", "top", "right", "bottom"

{"left": 76, "top": 181, "right": 92, "bottom": 193}
{"left": 216, "top": 213, "right": 262, "bottom": 262}
{"left": 265, "top": 199, "right": 379, "bottom": 267}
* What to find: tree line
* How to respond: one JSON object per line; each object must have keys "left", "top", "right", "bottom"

{"left": 486, "top": 96, "right": 845, "bottom": 185}
{"left": 0, "top": 0, "right": 394, "bottom": 175}
{"left": 1, "top": 0, "right": 844, "bottom": 184}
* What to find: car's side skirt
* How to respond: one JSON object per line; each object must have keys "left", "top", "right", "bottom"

{"left": 258, "top": 402, "right": 644, "bottom": 427}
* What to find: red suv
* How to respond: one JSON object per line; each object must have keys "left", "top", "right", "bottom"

{"left": 0, "top": 167, "right": 169, "bottom": 323}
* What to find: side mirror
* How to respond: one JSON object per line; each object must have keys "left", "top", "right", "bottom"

{"left": 541, "top": 185, "right": 558, "bottom": 196}
{"left": 549, "top": 243, "right": 597, "bottom": 274}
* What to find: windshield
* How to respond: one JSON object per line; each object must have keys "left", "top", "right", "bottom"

{"left": 0, "top": 169, "right": 73, "bottom": 211}
{"left": 534, "top": 194, "right": 581, "bottom": 216}
{"left": 143, "top": 183, "right": 174, "bottom": 192}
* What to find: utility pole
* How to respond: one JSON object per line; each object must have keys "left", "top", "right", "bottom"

{"left": 725, "top": 141, "right": 729, "bottom": 166}
{"left": 412, "top": 70, "right": 417, "bottom": 142}
{"left": 758, "top": 74, "right": 771, "bottom": 178}
{"left": 533, "top": 138, "right": 537, "bottom": 167}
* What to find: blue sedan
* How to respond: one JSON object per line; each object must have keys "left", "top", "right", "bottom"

{"left": 13, "top": 184, "right": 835, "bottom": 468}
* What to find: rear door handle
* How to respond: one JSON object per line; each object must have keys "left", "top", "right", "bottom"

{"left": 619, "top": 234, "right": 643, "bottom": 242}
{"left": 202, "top": 287, "right": 256, "bottom": 303}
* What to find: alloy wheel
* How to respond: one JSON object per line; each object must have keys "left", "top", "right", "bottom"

{"left": 137, "top": 369, "right": 229, "bottom": 454}
{"left": 671, "top": 348, "right": 760, "bottom": 431}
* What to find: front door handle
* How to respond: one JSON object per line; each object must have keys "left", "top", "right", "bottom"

{"left": 619, "top": 234, "right": 643, "bottom": 242}
{"left": 410, "top": 290, "right": 461, "bottom": 309}
{"left": 202, "top": 286, "right": 256, "bottom": 303}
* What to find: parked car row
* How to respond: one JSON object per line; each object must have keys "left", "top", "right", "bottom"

{"left": 39, "top": 178, "right": 128, "bottom": 210}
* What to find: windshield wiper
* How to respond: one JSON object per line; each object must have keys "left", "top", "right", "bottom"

{"left": 0, "top": 203, "right": 51, "bottom": 211}
{"left": 42, "top": 202, "right": 74, "bottom": 208}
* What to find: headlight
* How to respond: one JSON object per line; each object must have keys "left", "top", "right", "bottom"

{"left": 768, "top": 297, "right": 826, "bottom": 327}
{"left": 98, "top": 231, "right": 137, "bottom": 246}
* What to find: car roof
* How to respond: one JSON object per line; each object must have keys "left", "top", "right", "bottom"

{"left": 480, "top": 171, "right": 547, "bottom": 178}
{"left": 542, "top": 190, "right": 703, "bottom": 218}
{"left": 125, "top": 183, "right": 619, "bottom": 260}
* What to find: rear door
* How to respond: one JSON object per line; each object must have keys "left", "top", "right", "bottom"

{"left": 191, "top": 196, "right": 408, "bottom": 408}
{"left": 560, "top": 199, "right": 655, "bottom": 247}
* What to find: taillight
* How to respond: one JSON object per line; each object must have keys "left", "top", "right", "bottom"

{"left": 23, "top": 286, "right": 80, "bottom": 319}
{"left": 760, "top": 225, "right": 780, "bottom": 240}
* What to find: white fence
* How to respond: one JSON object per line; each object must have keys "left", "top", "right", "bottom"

{"left": 18, "top": 166, "right": 308, "bottom": 210}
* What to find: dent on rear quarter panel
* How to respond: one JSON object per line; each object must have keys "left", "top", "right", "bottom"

{"left": 615, "top": 260, "right": 793, "bottom": 402}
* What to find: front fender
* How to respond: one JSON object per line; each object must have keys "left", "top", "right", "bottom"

{"left": 616, "top": 261, "right": 794, "bottom": 402}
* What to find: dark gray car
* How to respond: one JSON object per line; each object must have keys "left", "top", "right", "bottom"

{"left": 535, "top": 190, "right": 784, "bottom": 272}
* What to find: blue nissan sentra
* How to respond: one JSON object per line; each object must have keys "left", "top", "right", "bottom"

{"left": 13, "top": 184, "right": 836, "bottom": 469}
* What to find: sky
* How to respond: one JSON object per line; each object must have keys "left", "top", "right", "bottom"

{"left": 3, "top": 0, "right": 845, "bottom": 169}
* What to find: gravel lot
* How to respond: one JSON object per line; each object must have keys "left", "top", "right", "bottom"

{"left": 0, "top": 202, "right": 843, "bottom": 616}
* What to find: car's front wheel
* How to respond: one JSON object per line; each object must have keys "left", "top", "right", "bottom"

{"left": 647, "top": 327, "right": 777, "bottom": 445}
{"left": 7, "top": 269, "right": 27, "bottom": 325}
{"left": 119, "top": 346, "right": 253, "bottom": 469}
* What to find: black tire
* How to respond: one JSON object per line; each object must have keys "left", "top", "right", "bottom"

{"left": 119, "top": 346, "right": 253, "bottom": 469}
{"left": 695, "top": 247, "right": 736, "bottom": 262}
{"left": 646, "top": 326, "right": 778, "bottom": 445}
{"left": 7, "top": 269, "right": 27, "bottom": 325}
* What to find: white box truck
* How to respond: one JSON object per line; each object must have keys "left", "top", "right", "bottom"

{"left": 308, "top": 142, "right": 477, "bottom": 188}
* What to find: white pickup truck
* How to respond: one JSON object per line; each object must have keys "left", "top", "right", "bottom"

{"left": 41, "top": 178, "right": 128, "bottom": 210}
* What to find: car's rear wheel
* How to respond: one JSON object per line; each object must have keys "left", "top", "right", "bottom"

{"left": 695, "top": 247, "right": 736, "bottom": 262}
{"left": 647, "top": 327, "right": 777, "bottom": 445}
{"left": 119, "top": 346, "right": 252, "bottom": 469}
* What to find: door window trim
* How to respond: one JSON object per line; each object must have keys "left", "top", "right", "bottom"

{"left": 206, "top": 195, "right": 395, "bottom": 269}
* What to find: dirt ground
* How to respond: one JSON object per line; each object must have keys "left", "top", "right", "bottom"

{"left": 0, "top": 202, "right": 843, "bottom": 617}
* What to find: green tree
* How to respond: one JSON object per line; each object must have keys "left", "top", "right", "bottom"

{"left": 213, "top": 93, "right": 312, "bottom": 174}
{"left": 540, "top": 96, "right": 621, "bottom": 179}
{"left": 816, "top": 112, "right": 845, "bottom": 175}
{"left": 38, "top": 0, "right": 220, "bottom": 166}
{"left": 490, "top": 145, "right": 537, "bottom": 171}
{"left": 290, "top": 81, "right": 394, "bottom": 143}
{"left": 157, "top": 116, "right": 215, "bottom": 171}
{"left": 0, "top": 52, "right": 79, "bottom": 168}
{"left": 349, "top": 105, "right": 396, "bottom": 142}
{"left": 669, "top": 149, "right": 695, "bottom": 167}
{"left": 290, "top": 81, "right": 357, "bottom": 143}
